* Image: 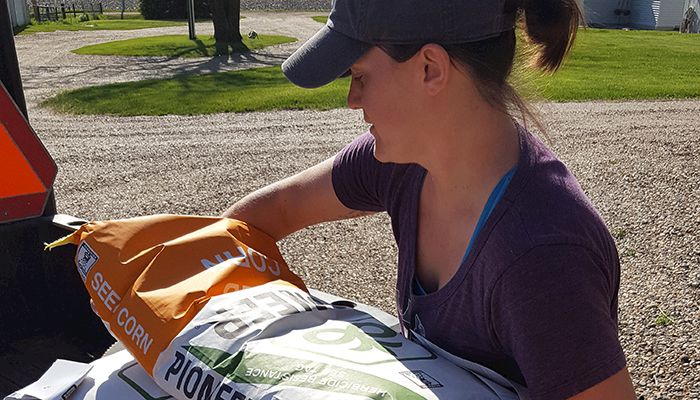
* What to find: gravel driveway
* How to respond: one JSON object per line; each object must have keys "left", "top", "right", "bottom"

{"left": 13, "top": 11, "right": 700, "bottom": 400}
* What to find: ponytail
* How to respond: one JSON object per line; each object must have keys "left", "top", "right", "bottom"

{"left": 380, "top": 0, "right": 584, "bottom": 135}
{"left": 521, "top": 0, "right": 584, "bottom": 72}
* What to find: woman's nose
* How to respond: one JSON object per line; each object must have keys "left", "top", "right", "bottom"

{"left": 347, "top": 78, "right": 362, "bottom": 110}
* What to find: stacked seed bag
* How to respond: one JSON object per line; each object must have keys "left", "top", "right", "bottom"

{"left": 48, "top": 215, "right": 519, "bottom": 400}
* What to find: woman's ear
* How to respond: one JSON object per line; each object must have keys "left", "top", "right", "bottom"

{"left": 417, "top": 44, "right": 451, "bottom": 96}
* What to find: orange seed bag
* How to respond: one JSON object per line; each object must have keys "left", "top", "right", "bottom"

{"left": 46, "top": 214, "right": 306, "bottom": 375}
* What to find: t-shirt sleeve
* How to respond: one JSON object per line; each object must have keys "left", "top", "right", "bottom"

{"left": 331, "top": 131, "right": 388, "bottom": 212}
{"left": 490, "top": 244, "right": 627, "bottom": 400}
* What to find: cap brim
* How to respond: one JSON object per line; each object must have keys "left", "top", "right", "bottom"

{"left": 282, "top": 25, "right": 368, "bottom": 89}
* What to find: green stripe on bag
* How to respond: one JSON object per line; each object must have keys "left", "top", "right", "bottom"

{"left": 185, "top": 345, "right": 428, "bottom": 400}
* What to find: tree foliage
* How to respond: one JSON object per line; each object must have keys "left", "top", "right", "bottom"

{"left": 139, "top": 0, "right": 210, "bottom": 20}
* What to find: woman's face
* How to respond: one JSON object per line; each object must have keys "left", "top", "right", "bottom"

{"left": 347, "top": 47, "right": 425, "bottom": 164}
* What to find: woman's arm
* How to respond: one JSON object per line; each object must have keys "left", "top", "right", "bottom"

{"left": 491, "top": 244, "right": 634, "bottom": 399}
{"left": 567, "top": 366, "right": 636, "bottom": 400}
{"left": 222, "top": 156, "right": 374, "bottom": 241}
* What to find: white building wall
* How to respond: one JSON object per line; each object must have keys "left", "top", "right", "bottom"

{"left": 586, "top": 0, "right": 687, "bottom": 29}
{"left": 657, "top": 0, "right": 687, "bottom": 28}
{"left": 630, "top": 0, "right": 658, "bottom": 29}
{"left": 583, "top": 0, "right": 621, "bottom": 27}
{"left": 6, "top": 0, "right": 30, "bottom": 28}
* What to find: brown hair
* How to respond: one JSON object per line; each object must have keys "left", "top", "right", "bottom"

{"left": 379, "top": 0, "right": 584, "bottom": 133}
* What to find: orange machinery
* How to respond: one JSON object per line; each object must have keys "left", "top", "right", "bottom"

{"left": 0, "top": 4, "right": 113, "bottom": 395}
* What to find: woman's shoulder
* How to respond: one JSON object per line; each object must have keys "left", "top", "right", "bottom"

{"left": 479, "top": 124, "right": 619, "bottom": 276}
{"left": 511, "top": 125, "right": 615, "bottom": 247}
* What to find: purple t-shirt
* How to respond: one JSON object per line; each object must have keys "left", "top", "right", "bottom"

{"left": 331, "top": 125, "right": 626, "bottom": 400}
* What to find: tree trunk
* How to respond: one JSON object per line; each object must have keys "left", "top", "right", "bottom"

{"left": 209, "top": 0, "right": 242, "bottom": 56}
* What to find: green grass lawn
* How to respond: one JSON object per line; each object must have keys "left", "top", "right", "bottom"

{"left": 527, "top": 28, "right": 700, "bottom": 101}
{"left": 72, "top": 34, "right": 297, "bottom": 57}
{"left": 312, "top": 16, "right": 328, "bottom": 24}
{"left": 43, "top": 66, "right": 349, "bottom": 115}
{"left": 44, "top": 28, "right": 700, "bottom": 116}
{"left": 102, "top": 13, "right": 145, "bottom": 19}
{"left": 17, "top": 15, "right": 185, "bottom": 35}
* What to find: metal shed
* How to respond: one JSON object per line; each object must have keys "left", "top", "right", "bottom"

{"left": 584, "top": 0, "right": 688, "bottom": 30}
{"left": 5, "top": 0, "right": 29, "bottom": 28}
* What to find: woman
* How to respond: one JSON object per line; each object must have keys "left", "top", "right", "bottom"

{"left": 223, "top": 0, "right": 637, "bottom": 398}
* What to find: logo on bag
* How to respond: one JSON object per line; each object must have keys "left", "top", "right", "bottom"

{"left": 76, "top": 242, "right": 99, "bottom": 281}
{"left": 400, "top": 370, "right": 443, "bottom": 389}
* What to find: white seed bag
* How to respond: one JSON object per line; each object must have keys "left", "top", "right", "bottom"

{"left": 152, "top": 281, "right": 520, "bottom": 400}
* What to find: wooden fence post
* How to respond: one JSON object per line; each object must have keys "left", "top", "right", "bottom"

{"left": 61, "top": 4, "right": 66, "bottom": 19}
{"left": 33, "top": 5, "right": 41, "bottom": 22}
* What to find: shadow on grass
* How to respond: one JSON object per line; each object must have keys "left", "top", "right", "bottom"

{"left": 168, "top": 39, "right": 251, "bottom": 58}
{"left": 12, "top": 24, "right": 29, "bottom": 34}
{"left": 165, "top": 67, "right": 287, "bottom": 97}
{"left": 162, "top": 38, "right": 215, "bottom": 58}
{"left": 47, "top": 66, "right": 292, "bottom": 103}
{"left": 42, "top": 66, "right": 350, "bottom": 115}
{"left": 194, "top": 39, "right": 209, "bottom": 56}
{"left": 169, "top": 48, "right": 285, "bottom": 76}
{"left": 26, "top": 47, "right": 290, "bottom": 95}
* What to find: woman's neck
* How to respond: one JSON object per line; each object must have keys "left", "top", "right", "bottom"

{"left": 417, "top": 101, "right": 520, "bottom": 213}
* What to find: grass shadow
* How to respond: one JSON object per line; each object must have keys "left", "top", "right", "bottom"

{"left": 12, "top": 24, "right": 29, "bottom": 35}
{"left": 194, "top": 39, "right": 209, "bottom": 56}
{"left": 73, "top": 34, "right": 295, "bottom": 60}
{"left": 42, "top": 66, "right": 351, "bottom": 115}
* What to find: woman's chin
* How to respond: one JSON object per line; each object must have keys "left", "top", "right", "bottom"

{"left": 369, "top": 125, "right": 377, "bottom": 136}
{"left": 372, "top": 146, "right": 388, "bottom": 163}
{"left": 370, "top": 131, "right": 387, "bottom": 162}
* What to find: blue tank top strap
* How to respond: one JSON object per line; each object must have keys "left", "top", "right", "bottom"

{"left": 459, "top": 166, "right": 517, "bottom": 265}
{"left": 413, "top": 166, "right": 518, "bottom": 295}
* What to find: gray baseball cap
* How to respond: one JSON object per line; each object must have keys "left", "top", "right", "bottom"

{"left": 282, "top": 0, "right": 517, "bottom": 88}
